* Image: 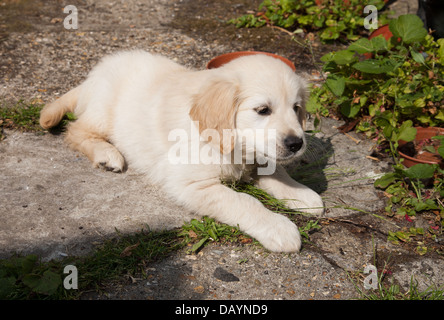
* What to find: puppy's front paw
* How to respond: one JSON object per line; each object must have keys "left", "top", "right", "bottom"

{"left": 254, "top": 214, "right": 302, "bottom": 253}
{"left": 285, "top": 191, "right": 324, "bottom": 216}
{"left": 93, "top": 147, "right": 125, "bottom": 173}
{"left": 298, "top": 193, "right": 324, "bottom": 215}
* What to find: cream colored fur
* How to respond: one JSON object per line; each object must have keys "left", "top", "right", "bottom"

{"left": 40, "top": 51, "right": 324, "bottom": 252}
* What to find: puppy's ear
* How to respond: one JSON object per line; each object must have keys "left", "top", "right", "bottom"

{"left": 190, "top": 78, "right": 239, "bottom": 154}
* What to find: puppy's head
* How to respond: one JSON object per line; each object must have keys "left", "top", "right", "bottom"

{"left": 190, "top": 54, "right": 308, "bottom": 163}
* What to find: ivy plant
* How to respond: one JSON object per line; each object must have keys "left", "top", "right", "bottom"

{"left": 308, "top": 14, "right": 444, "bottom": 139}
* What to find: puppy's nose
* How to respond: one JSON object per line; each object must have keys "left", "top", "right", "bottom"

{"left": 284, "top": 136, "right": 304, "bottom": 153}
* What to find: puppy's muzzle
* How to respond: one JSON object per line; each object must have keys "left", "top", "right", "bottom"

{"left": 284, "top": 135, "right": 304, "bottom": 153}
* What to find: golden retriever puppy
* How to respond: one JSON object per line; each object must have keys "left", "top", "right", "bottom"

{"left": 40, "top": 51, "right": 324, "bottom": 252}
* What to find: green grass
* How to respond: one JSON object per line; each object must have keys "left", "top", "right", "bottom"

{"left": 0, "top": 229, "right": 186, "bottom": 299}
{"left": 351, "top": 271, "right": 444, "bottom": 300}
{"left": 0, "top": 99, "right": 76, "bottom": 140}
{"left": 346, "top": 237, "right": 444, "bottom": 300}
{"left": 180, "top": 181, "right": 323, "bottom": 253}
{"left": 0, "top": 99, "right": 44, "bottom": 136}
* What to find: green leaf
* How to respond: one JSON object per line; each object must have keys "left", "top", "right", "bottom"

{"left": 394, "top": 231, "right": 411, "bottom": 242}
{"left": 414, "top": 199, "right": 438, "bottom": 211}
{"left": 22, "top": 270, "right": 62, "bottom": 295}
{"left": 403, "top": 164, "right": 436, "bottom": 180}
{"left": 416, "top": 246, "right": 427, "bottom": 255}
{"left": 0, "top": 277, "right": 16, "bottom": 299}
{"left": 208, "top": 226, "right": 218, "bottom": 241}
{"left": 370, "top": 36, "right": 388, "bottom": 52}
{"left": 388, "top": 231, "right": 400, "bottom": 244}
{"left": 191, "top": 236, "right": 209, "bottom": 252}
{"left": 320, "top": 27, "right": 340, "bottom": 41}
{"left": 1, "top": 255, "right": 38, "bottom": 278}
{"left": 320, "top": 52, "right": 335, "bottom": 63}
{"left": 325, "top": 74, "right": 345, "bottom": 97}
{"left": 353, "top": 59, "right": 396, "bottom": 74}
{"left": 348, "top": 37, "right": 387, "bottom": 53}
{"left": 410, "top": 47, "right": 425, "bottom": 65}
{"left": 340, "top": 101, "right": 360, "bottom": 118}
{"left": 306, "top": 94, "right": 322, "bottom": 114}
{"left": 348, "top": 38, "right": 373, "bottom": 53}
{"left": 331, "top": 50, "right": 356, "bottom": 65}
{"left": 432, "top": 135, "right": 444, "bottom": 158}
{"left": 20, "top": 255, "right": 38, "bottom": 275}
{"left": 374, "top": 172, "right": 397, "bottom": 189}
{"left": 413, "top": 97, "right": 426, "bottom": 108}
{"left": 437, "top": 39, "right": 444, "bottom": 64}
{"left": 389, "top": 14, "right": 428, "bottom": 44}
{"left": 397, "top": 121, "right": 417, "bottom": 142}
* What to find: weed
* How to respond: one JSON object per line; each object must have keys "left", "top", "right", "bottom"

{"left": 229, "top": 0, "right": 390, "bottom": 42}
{"left": 0, "top": 99, "right": 44, "bottom": 135}
{"left": 179, "top": 181, "right": 324, "bottom": 253}
{"left": 374, "top": 163, "right": 443, "bottom": 251}
{"left": 305, "top": 14, "right": 444, "bottom": 255}
{"left": 179, "top": 216, "right": 250, "bottom": 253}
{"left": 356, "top": 275, "right": 444, "bottom": 300}
{"left": 0, "top": 99, "right": 76, "bottom": 139}
{"left": 348, "top": 240, "right": 444, "bottom": 300}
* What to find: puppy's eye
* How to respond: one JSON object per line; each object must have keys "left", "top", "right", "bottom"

{"left": 256, "top": 106, "right": 272, "bottom": 116}
{"left": 293, "top": 103, "right": 301, "bottom": 113}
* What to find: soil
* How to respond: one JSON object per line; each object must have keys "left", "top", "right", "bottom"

{"left": 168, "top": 0, "right": 344, "bottom": 72}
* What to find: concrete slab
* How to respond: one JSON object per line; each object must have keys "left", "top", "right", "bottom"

{"left": 0, "top": 130, "right": 195, "bottom": 260}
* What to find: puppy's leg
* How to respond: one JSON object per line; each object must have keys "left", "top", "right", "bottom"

{"left": 179, "top": 181, "right": 301, "bottom": 252}
{"left": 255, "top": 165, "right": 324, "bottom": 215}
{"left": 65, "top": 121, "right": 125, "bottom": 172}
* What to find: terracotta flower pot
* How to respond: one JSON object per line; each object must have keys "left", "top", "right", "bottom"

{"left": 369, "top": 24, "right": 393, "bottom": 41}
{"left": 207, "top": 51, "right": 296, "bottom": 71}
{"left": 398, "top": 127, "right": 444, "bottom": 168}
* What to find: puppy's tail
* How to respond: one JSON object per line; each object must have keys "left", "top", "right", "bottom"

{"left": 39, "top": 86, "right": 81, "bottom": 129}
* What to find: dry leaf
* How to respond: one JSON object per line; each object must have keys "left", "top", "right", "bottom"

{"left": 120, "top": 243, "right": 140, "bottom": 257}
{"left": 194, "top": 285, "right": 204, "bottom": 294}
{"left": 188, "top": 230, "right": 198, "bottom": 238}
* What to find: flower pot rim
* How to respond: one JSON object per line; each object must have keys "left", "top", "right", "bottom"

{"left": 206, "top": 51, "right": 296, "bottom": 71}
